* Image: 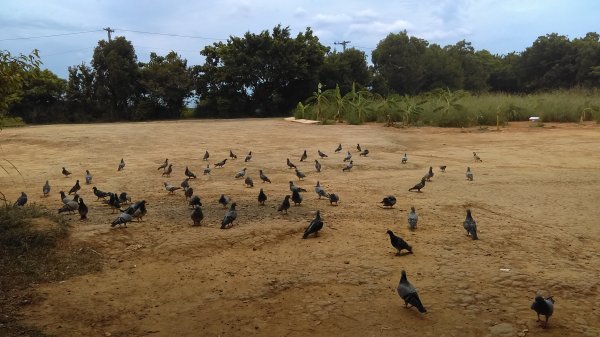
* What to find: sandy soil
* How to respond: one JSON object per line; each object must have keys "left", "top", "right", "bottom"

{"left": 1, "top": 119, "right": 600, "bottom": 337}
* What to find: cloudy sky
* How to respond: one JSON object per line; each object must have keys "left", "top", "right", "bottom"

{"left": 2, "top": 0, "right": 598, "bottom": 79}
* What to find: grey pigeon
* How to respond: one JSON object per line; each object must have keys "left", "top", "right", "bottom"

{"left": 291, "top": 189, "right": 303, "bottom": 206}
{"left": 335, "top": 144, "right": 342, "bottom": 153}
{"left": 408, "top": 178, "right": 426, "bottom": 192}
{"left": 357, "top": 144, "right": 362, "bottom": 152}
{"left": 118, "top": 192, "right": 131, "bottom": 204}
{"left": 343, "top": 151, "right": 352, "bottom": 162}
{"left": 229, "top": 150, "right": 237, "bottom": 159}
{"left": 111, "top": 212, "right": 133, "bottom": 228}
{"left": 278, "top": 195, "right": 291, "bottom": 213}
{"left": 62, "top": 167, "right": 71, "bottom": 177}
{"left": 424, "top": 167, "right": 434, "bottom": 181}
{"left": 466, "top": 167, "right": 473, "bottom": 181}
{"left": 328, "top": 193, "right": 339, "bottom": 206}
{"left": 68, "top": 180, "right": 81, "bottom": 195}
{"left": 380, "top": 195, "right": 397, "bottom": 208}
{"left": 300, "top": 150, "right": 308, "bottom": 162}
{"left": 342, "top": 160, "right": 353, "bottom": 171}
{"left": 59, "top": 191, "right": 71, "bottom": 204}
{"left": 318, "top": 150, "right": 328, "bottom": 158}
{"left": 401, "top": 153, "right": 408, "bottom": 164}
{"left": 181, "top": 178, "right": 190, "bottom": 190}
{"left": 118, "top": 158, "right": 125, "bottom": 171}
{"left": 408, "top": 207, "right": 418, "bottom": 230}
{"left": 259, "top": 170, "right": 271, "bottom": 183}
{"left": 158, "top": 158, "right": 168, "bottom": 170}
{"left": 235, "top": 167, "right": 247, "bottom": 179}
{"left": 92, "top": 186, "right": 110, "bottom": 200}
{"left": 203, "top": 151, "right": 209, "bottom": 161}
{"left": 314, "top": 181, "right": 328, "bottom": 199}
{"left": 122, "top": 200, "right": 147, "bottom": 221}
{"left": 387, "top": 230, "right": 413, "bottom": 255}
{"left": 14, "top": 192, "right": 27, "bottom": 207}
{"left": 85, "top": 170, "right": 93, "bottom": 184}
{"left": 189, "top": 195, "right": 202, "bottom": 208}
{"left": 295, "top": 168, "right": 306, "bottom": 180}
{"left": 314, "top": 160, "right": 321, "bottom": 172}
{"left": 218, "top": 194, "right": 230, "bottom": 208}
{"left": 203, "top": 164, "right": 211, "bottom": 175}
{"left": 191, "top": 207, "right": 204, "bottom": 226}
{"left": 244, "top": 151, "right": 252, "bottom": 162}
{"left": 396, "top": 270, "right": 427, "bottom": 313}
{"left": 185, "top": 186, "right": 194, "bottom": 200}
{"left": 463, "top": 209, "right": 478, "bottom": 240}
{"left": 531, "top": 295, "right": 555, "bottom": 328}
{"left": 221, "top": 202, "right": 237, "bottom": 229}
{"left": 359, "top": 149, "right": 369, "bottom": 156}
{"left": 185, "top": 166, "right": 197, "bottom": 179}
{"left": 473, "top": 152, "right": 482, "bottom": 162}
{"left": 286, "top": 158, "right": 297, "bottom": 169}
{"left": 108, "top": 193, "right": 121, "bottom": 213}
{"left": 244, "top": 176, "right": 254, "bottom": 188}
{"left": 258, "top": 188, "right": 267, "bottom": 205}
{"left": 303, "top": 211, "right": 323, "bottom": 239}
{"left": 78, "top": 198, "right": 88, "bottom": 220}
{"left": 164, "top": 182, "right": 181, "bottom": 194}
{"left": 214, "top": 159, "right": 227, "bottom": 168}
{"left": 59, "top": 195, "right": 79, "bottom": 214}
{"left": 162, "top": 164, "right": 173, "bottom": 177}
{"left": 43, "top": 180, "right": 51, "bottom": 197}
{"left": 439, "top": 165, "right": 446, "bottom": 172}
{"left": 289, "top": 181, "right": 307, "bottom": 193}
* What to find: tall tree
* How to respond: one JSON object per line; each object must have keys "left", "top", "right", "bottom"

{"left": 0, "top": 50, "right": 41, "bottom": 117}
{"left": 572, "top": 32, "right": 600, "bottom": 87}
{"left": 10, "top": 68, "right": 66, "bottom": 123}
{"left": 320, "top": 48, "right": 371, "bottom": 94}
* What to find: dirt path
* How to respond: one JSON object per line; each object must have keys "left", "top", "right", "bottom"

{"left": 1, "top": 120, "right": 599, "bottom": 337}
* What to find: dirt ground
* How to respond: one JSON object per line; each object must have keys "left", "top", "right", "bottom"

{"left": 1, "top": 119, "right": 600, "bottom": 337}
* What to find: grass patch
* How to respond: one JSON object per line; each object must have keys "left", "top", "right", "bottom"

{"left": 0, "top": 116, "right": 26, "bottom": 128}
{"left": 0, "top": 204, "right": 102, "bottom": 336}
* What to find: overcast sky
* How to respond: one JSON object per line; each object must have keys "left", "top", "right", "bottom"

{"left": 2, "top": 0, "right": 598, "bottom": 79}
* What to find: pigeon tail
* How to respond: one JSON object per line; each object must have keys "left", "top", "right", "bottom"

{"left": 405, "top": 293, "right": 427, "bottom": 313}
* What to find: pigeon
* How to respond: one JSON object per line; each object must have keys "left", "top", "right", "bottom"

{"left": 359, "top": 149, "right": 369, "bottom": 156}
{"left": 189, "top": 195, "right": 202, "bottom": 208}
{"left": 185, "top": 186, "right": 194, "bottom": 199}
{"left": 357, "top": 144, "right": 362, "bottom": 152}
{"left": 43, "top": 180, "right": 51, "bottom": 197}
{"left": 295, "top": 168, "right": 306, "bottom": 181}
{"left": 235, "top": 167, "right": 247, "bottom": 179}
{"left": 185, "top": 166, "right": 197, "bottom": 179}
{"left": 318, "top": 150, "right": 328, "bottom": 158}
{"left": 203, "top": 151, "right": 209, "bottom": 161}
{"left": 328, "top": 193, "right": 339, "bottom": 206}
{"left": 203, "top": 164, "right": 211, "bottom": 175}
{"left": 164, "top": 182, "right": 181, "bottom": 194}
{"left": 258, "top": 188, "right": 267, "bottom": 205}
{"left": 85, "top": 170, "right": 93, "bottom": 184}
{"left": 463, "top": 209, "right": 478, "bottom": 240}
{"left": 62, "top": 167, "right": 71, "bottom": 177}
{"left": 244, "top": 176, "right": 254, "bottom": 187}
{"left": 218, "top": 194, "right": 230, "bottom": 208}
{"left": 303, "top": 211, "right": 323, "bottom": 239}
{"left": 191, "top": 207, "right": 204, "bottom": 226}
{"left": 259, "top": 170, "right": 271, "bottom": 183}
{"left": 314, "top": 181, "right": 329, "bottom": 199}
{"left": 220, "top": 202, "right": 237, "bottom": 229}
{"left": 78, "top": 198, "right": 88, "bottom": 220}
{"left": 286, "top": 158, "right": 297, "bottom": 169}
{"left": 158, "top": 158, "right": 169, "bottom": 170}
{"left": 92, "top": 186, "right": 110, "bottom": 200}
{"left": 408, "top": 207, "right": 418, "bottom": 230}
{"left": 278, "top": 195, "right": 291, "bottom": 213}
{"left": 229, "top": 150, "right": 237, "bottom": 159}
{"left": 343, "top": 151, "right": 352, "bottom": 162}
{"left": 424, "top": 167, "right": 434, "bottom": 181}
{"left": 59, "top": 191, "right": 71, "bottom": 204}
{"left": 387, "top": 230, "right": 413, "bottom": 255}
{"left": 118, "top": 192, "right": 131, "bottom": 204}
{"left": 108, "top": 193, "right": 121, "bottom": 213}
{"left": 342, "top": 160, "right": 353, "bottom": 171}
{"left": 314, "top": 160, "right": 322, "bottom": 172}
{"left": 244, "top": 151, "right": 252, "bottom": 162}
{"left": 111, "top": 212, "right": 133, "bottom": 228}
{"left": 473, "top": 152, "right": 482, "bottom": 162}
{"left": 300, "top": 150, "right": 308, "bottom": 162}
{"left": 162, "top": 164, "right": 173, "bottom": 177}
{"left": 531, "top": 295, "right": 555, "bottom": 328}
{"left": 380, "top": 196, "right": 397, "bottom": 208}
{"left": 181, "top": 178, "right": 190, "bottom": 190}
{"left": 68, "top": 180, "right": 81, "bottom": 195}
{"left": 292, "top": 190, "right": 303, "bottom": 206}
{"left": 14, "top": 192, "right": 27, "bottom": 207}
{"left": 396, "top": 270, "right": 427, "bottom": 313}
{"left": 466, "top": 167, "right": 473, "bottom": 181}
{"left": 401, "top": 153, "right": 408, "bottom": 164}
{"left": 335, "top": 144, "right": 342, "bottom": 153}
{"left": 214, "top": 159, "right": 227, "bottom": 168}
{"left": 122, "top": 200, "right": 147, "bottom": 221}
{"left": 289, "top": 181, "right": 307, "bottom": 193}
{"left": 408, "top": 178, "right": 426, "bottom": 192}
{"left": 59, "top": 195, "right": 79, "bottom": 214}
{"left": 118, "top": 158, "right": 125, "bottom": 171}
{"left": 439, "top": 165, "right": 447, "bottom": 172}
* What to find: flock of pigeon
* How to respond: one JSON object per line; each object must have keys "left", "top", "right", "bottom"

{"left": 10, "top": 145, "right": 555, "bottom": 328}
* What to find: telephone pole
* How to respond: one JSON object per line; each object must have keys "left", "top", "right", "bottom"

{"left": 334, "top": 40, "right": 351, "bottom": 52}
{"left": 103, "top": 27, "right": 115, "bottom": 41}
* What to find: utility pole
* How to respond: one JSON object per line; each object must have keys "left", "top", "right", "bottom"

{"left": 103, "top": 27, "right": 115, "bottom": 41}
{"left": 334, "top": 40, "right": 351, "bottom": 52}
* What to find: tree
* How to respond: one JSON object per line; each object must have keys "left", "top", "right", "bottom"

{"left": 572, "top": 32, "right": 600, "bottom": 87}
{"left": 445, "top": 40, "right": 490, "bottom": 92}
{"left": 0, "top": 50, "right": 41, "bottom": 117}
{"left": 10, "top": 68, "right": 67, "bottom": 123}
{"left": 421, "top": 44, "right": 464, "bottom": 91}
{"left": 66, "top": 63, "right": 100, "bottom": 120}
{"left": 320, "top": 48, "right": 371, "bottom": 94}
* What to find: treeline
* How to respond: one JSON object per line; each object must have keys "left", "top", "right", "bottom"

{"left": 2, "top": 26, "right": 600, "bottom": 124}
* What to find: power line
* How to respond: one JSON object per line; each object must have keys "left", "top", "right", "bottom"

{"left": 115, "top": 28, "right": 226, "bottom": 41}
{"left": 0, "top": 29, "right": 103, "bottom": 42}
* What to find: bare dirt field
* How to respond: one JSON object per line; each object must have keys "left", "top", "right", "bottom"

{"left": 1, "top": 119, "right": 600, "bottom": 337}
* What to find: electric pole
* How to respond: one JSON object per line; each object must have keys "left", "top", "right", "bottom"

{"left": 334, "top": 40, "right": 351, "bottom": 52}
{"left": 103, "top": 27, "right": 115, "bottom": 41}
